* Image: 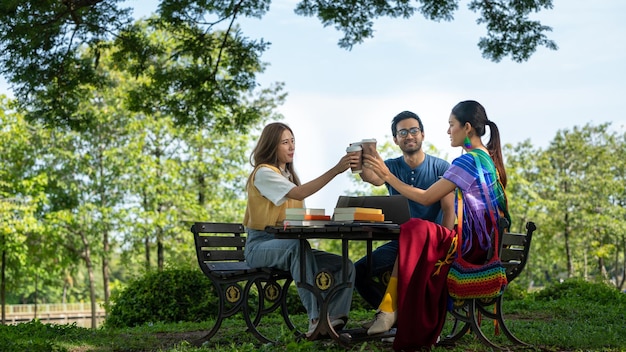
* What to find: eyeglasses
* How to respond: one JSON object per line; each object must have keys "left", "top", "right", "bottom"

{"left": 396, "top": 127, "right": 421, "bottom": 138}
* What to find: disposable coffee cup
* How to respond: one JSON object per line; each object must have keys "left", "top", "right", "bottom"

{"left": 346, "top": 144, "right": 363, "bottom": 173}
{"left": 361, "top": 138, "right": 377, "bottom": 156}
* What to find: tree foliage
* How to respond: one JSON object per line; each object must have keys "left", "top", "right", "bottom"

{"left": 0, "top": 98, "right": 48, "bottom": 320}
{"left": 505, "top": 123, "right": 626, "bottom": 289}
{"left": 0, "top": 0, "right": 276, "bottom": 130}
{"left": 296, "top": 0, "right": 557, "bottom": 61}
{"left": 0, "top": 18, "right": 282, "bottom": 311}
{"left": 0, "top": 0, "right": 556, "bottom": 129}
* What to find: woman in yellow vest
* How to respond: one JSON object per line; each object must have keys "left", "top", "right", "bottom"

{"left": 243, "top": 122, "right": 359, "bottom": 338}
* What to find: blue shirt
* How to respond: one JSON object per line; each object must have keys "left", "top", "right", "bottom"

{"left": 384, "top": 154, "right": 450, "bottom": 224}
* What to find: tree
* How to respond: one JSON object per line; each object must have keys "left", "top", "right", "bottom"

{"left": 294, "top": 0, "right": 557, "bottom": 60}
{"left": 536, "top": 123, "right": 623, "bottom": 282}
{"left": 0, "top": 15, "right": 285, "bottom": 313}
{"left": 0, "top": 0, "right": 556, "bottom": 129}
{"left": 613, "top": 131, "right": 626, "bottom": 289}
{"left": 503, "top": 140, "right": 544, "bottom": 233}
{"left": 109, "top": 21, "right": 283, "bottom": 271}
{"left": 0, "top": 96, "right": 48, "bottom": 321}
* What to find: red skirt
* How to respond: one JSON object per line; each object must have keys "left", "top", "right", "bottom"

{"left": 393, "top": 218, "right": 456, "bottom": 351}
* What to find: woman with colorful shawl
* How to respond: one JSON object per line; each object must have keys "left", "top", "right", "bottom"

{"left": 362, "top": 100, "right": 511, "bottom": 351}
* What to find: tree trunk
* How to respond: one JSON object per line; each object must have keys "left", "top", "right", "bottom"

{"left": 99, "top": 156, "right": 111, "bottom": 308}
{"left": 102, "top": 230, "right": 110, "bottom": 307}
{"left": 157, "top": 232, "right": 164, "bottom": 270}
{"left": 34, "top": 273, "right": 38, "bottom": 318}
{"left": 598, "top": 256, "right": 607, "bottom": 280}
{"left": 197, "top": 146, "right": 205, "bottom": 205}
{"left": 564, "top": 211, "right": 573, "bottom": 278}
{"left": 1, "top": 247, "right": 5, "bottom": 324}
{"left": 80, "top": 230, "right": 98, "bottom": 329}
{"left": 142, "top": 191, "right": 151, "bottom": 270}
{"left": 145, "top": 236, "right": 150, "bottom": 270}
{"left": 583, "top": 249, "right": 588, "bottom": 280}
{"left": 615, "top": 235, "right": 626, "bottom": 290}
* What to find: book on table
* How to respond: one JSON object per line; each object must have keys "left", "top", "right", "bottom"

{"left": 282, "top": 219, "right": 332, "bottom": 227}
{"left": 332, "top": 212, "right": 385, "bottom": 222}
{"left": 332, "top": 207, "right": 383, "bottom": 215}
{"left": 284, "top": 214, "right": 332, "bottom": 221}
{"left": 285, "top": 208, "right": 326, "bottom": 216}
{"left": 285, "top": 208, "right": 330, "bottom": 223}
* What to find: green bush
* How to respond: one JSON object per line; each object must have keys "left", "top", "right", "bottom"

{"left": 533, "top": 278, "right": 626, "bottom": 305}
{"left": 502, "top": 280, "right": 529, "bottom": 300}
{"left": 104, "top": 266, "right": 311, "bottom": 328}
{"left": 105, "top": 266, "right": 217, "bottom": 328}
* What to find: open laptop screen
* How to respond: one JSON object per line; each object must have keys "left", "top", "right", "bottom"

{"left": 335, "top": 195, "right": 411, "bottom": 225}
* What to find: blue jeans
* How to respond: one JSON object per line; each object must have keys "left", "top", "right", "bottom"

{"left": 354, "top": 240, "right": 398, "bottom": 309}
{"left": 244, "top": 229, "right": 355, "bottom": 321}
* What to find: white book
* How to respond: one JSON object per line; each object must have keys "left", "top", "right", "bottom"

{"left": 333, "top": 207, "right": 383, "bottom": 214}
{"left": 285, "top": 208, "right": 326, "bottom": 216}
{"left": 284, "top": 214, "right": 332, "bottom": 221}
{"left": 282, "top": 219, "right": 331, "bottom": 227}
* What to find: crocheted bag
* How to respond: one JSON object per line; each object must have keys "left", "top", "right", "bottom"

{"left": 447, "top": 154, "right": 508, "bottom": 300}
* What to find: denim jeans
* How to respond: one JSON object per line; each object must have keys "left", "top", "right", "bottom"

{"left": 244, "top": 229, "right": 355, "bottom": 321}
{"left": 354, "top": 240, "right": 398, "bottom": 309}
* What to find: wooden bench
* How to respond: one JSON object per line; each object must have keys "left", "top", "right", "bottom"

{"left": 440, "top": 221, "right": 537, "bottom": 350}
{"left": 191, "top": 222, "right": 297, "bottom": 344}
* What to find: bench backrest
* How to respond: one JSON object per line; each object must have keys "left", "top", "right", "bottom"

{"left": 500, "top": 221, "right": 536, "bottom": 282}
{"left": 191, "top": 222, "right": 251, "bottom": 275}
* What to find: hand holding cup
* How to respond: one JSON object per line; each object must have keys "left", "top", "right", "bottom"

{"left": 346, "top": 144, "right": 363, "bottom": 173}
{"left": 363, "top": 151, "right": 390, "bottom": 180}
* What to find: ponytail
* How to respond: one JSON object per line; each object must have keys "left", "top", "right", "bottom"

{"left": 485, "top": 120, "right": 507, "bottom": 188}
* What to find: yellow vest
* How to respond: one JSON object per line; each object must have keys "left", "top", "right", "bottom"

{"left": 243, "top": 164, "right": 303, "bottom": 230}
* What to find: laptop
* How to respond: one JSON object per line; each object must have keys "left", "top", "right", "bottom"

{"left": 334, "top": 195, "right": 411, "bottom": 225}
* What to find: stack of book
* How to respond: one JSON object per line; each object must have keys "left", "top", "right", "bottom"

{"left": 283, "top": 208, "right": 331, "bottom": 227}
{"left": 332, "top": 207, "right": 385, "bottom": 222}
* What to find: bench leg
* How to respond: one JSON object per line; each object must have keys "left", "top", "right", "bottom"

{"left": 441, "top": 305, "right": 471, "bottom": 345}
{"left": 441, "top": 299, "right": 504, "bottom": 350}
{"left": 488, "top": 296, "right": 531, "bottom": 346}
{"left": 242, "top": 279, "right": 275, "bottom": 344}
{"left": 195, "top": 279, "right": 242, "bottom": 345}
{"left": 442, "top": 297, "right": 531, "bottom": 350}
{"left": 277, "top": 277, "right": 299, "bottom": 334}
{"left": 465, "top": 299, "right": 505, "bottom": 350}
{"left": 244, "top": 276, "right": 300, "bottom": 343}
{"left": 474, "top": 296, "right": 532, "bottom": 347}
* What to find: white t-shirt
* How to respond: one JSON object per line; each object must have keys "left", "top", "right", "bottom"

{"left": 254, "top": 167, "right": 297, "bottom": 206}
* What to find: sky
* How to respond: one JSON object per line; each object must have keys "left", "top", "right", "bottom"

{"left": 2, "top": 1, "right": 625, "bottom": 213}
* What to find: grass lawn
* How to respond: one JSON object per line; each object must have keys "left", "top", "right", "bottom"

{"left": 2, "top": 280, "right": 625, "bottom": 351}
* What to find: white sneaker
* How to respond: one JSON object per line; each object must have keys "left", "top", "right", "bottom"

{"left": 361, "top": 310, "right": 381, "bottom": 329}
{"left": 361, "top": 320, "right": 374, "bottom": 329}
{"left": 381, "top": 328, "right": 397, "bottom": 343}
{"left": 367, "top": 310, "right": 397, "bottom": 335}
{"left": 306, "top": 317, "right": 347, "bottom": 337}
{"left": 306, "top": 319, "right": 318, "bottom": 337}
{"left": 330, "top": 316, "right": 347, "bottom": 331}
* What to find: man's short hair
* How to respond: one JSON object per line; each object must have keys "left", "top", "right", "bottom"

{"left": 391, "top": 111, "right": 424, "bottom": 137}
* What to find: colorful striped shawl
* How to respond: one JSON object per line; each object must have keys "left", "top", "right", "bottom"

{"left": 443, "top": 149, "right": 510, "bottom": 255}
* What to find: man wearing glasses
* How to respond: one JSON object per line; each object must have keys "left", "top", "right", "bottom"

{"left": 355, "top": 111, "right": 456, "bottom": 322}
